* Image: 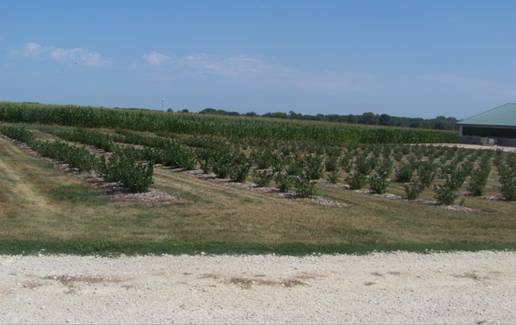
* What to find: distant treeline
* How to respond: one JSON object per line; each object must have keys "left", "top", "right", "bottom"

{"left": 197, "top": 108, "right": 458, "bottom": 131}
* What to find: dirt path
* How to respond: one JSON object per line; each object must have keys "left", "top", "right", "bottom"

{"left": 1, "top": 252, "right": 515, "bottom": 324}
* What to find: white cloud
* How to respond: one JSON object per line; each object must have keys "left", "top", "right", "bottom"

{"left": 140, "top": 50, "right": 363, "bottom": 94}
{"left": 23, "top": 42, "right": 43, "bottom": 57}
{"left": 49, "top": 47, "right": 102, "bottom": 66}
{"left": 181, "top": 54, "right": 265, "bottom": 76}
{"left": 143, "top": 51, "right": 171, "bottom": 66}
{"left": 143, "top": 51, "right": 268, "bottom": 77}
{"left": 12, "top": 42, "right": 104, "bottom": 66}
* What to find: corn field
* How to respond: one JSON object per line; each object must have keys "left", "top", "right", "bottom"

{"left": 0, "top": 102, "right": 458, "bottom": 144}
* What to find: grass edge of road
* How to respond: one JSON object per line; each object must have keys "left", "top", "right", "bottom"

{"left": 1, "top": 240, "right": 516, "bottom": 256}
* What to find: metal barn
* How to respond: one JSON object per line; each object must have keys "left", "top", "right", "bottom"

{"left": 458, "top": 103, "right": 516, "bottom": 147}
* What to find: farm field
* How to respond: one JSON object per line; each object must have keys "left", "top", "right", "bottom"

{"left": 5, "top": 3, "right": 516, "bottom": 324}
{"left": 0, "top": 103, "right": 515, "bottom": 255}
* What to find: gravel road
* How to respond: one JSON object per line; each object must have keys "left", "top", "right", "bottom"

{"left": 1, "top": 252, "right": 515, "bottom": 324}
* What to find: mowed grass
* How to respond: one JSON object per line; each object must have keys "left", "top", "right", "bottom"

{"left": 0, "top": 136, "right": 516, "bottom": 255}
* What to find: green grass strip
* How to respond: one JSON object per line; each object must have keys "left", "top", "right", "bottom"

{"left": 0, "top": 240, "right": 515, "bottom": 256}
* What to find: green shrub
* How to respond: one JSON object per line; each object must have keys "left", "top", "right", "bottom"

{"left": 368, "top": 171, "right": 389, "bottom": 194}
{"left": 506, "top": 153, "right": 516, "bottom": 169}
{"left": 197, "top": 148, "right": 213, "bottom": 173}
{"left": 324, "top": 155, "right": 338, "bottom": 172}
{"left": 251, "top": 149, "right": 276, "bottom": 169}
{"left": 50, "top": 128, "right": 114, "bottom": 152}
{"left": 347, "top": 171, "right": 367, "bottom": 190}
{"left": 417, "top": 162, "right": 435, "bottom": 188}
{"left": 404, "top": 181, "right": 424, "bottom": 200}
{"left": 273, "top": 170, "right": 292, "bottom": 192}
{"left": 339, "top": 154, "right": 352, "bottom": 172}
{"left": 253, "top": 169, "right": 274, "bottom": 187}
{"left": 0, "top": 125, "right": 33, "bottom": 143}
{"left": 377, "top": 159, "right": 393, "bottom": 177}
{"left": 285, "top": 155, "right": 304, "bottom": 176}
{"left": 355, "top": 152, "right": 374, "bottom": 175}
{"left": 433, "top": 184, "right": 457, "bottom": 205}
{"left": 462, "top": 162, "right": 474, "bottom": 177}
{"left": 499, "top": 168, "right": 516, "bottom": 201}
{"left": 305, "top": 154, "right": 323, "bottom": 180}
{"left": 467, "top": 160, "right": 491, "bottom": 196}
{"left": 212, "top": 152, "right": 233, "bottom": 178}
{"left": 395, "top": 162, "right": 413, "bottom": 183}
{"left": 292, "top": 176, "right": 316, "bottom": 198}
{"left": 161, "top": 143, "right": 196, "bottom": 170}
{"left": 445, "top": 167, "right": 468, "bottom": 191}
{"left": 228, "top": 153, "right": 251, "bottom": 182}
{"left": 102, "top": 149, "right": 154, "bottom": 193}
{"left": 32, "top": 140, "right": 96, "bottom": 172}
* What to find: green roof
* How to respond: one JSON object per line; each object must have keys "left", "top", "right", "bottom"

{"left": 459, "top": 103, "right": 516, "bottom": 127}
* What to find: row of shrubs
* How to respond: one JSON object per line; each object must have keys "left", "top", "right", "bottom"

{"left": 119, "top": 134, "right": 318, "bottom": 197}
{"left": 245, "top": 140, "right": 478, "bottom": 203}
{"left": 339, "top": 146, "right": 515, "bottom": 204}
{"left": 6, "top": 124, "right": 513, "bottom": 202}
{"left": 0, "top": 125, "right": 153, "bottom": 192}
{"left": 120, "top": 134, "right": 319, "bottom": 198}
{"left": 48, "top": 127, "right": 320, "bottom": 197}
{"left": 48, "top": 126, "right": 514, "bottom": 202}
{"left": 496, "top": 151, "right": 516, "bottom": 201}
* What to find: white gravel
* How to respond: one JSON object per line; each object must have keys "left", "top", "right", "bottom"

{"left": 430, "top": 143, "right": 516, "bottom": 152}
{"left": 1, "top": 251, "right": 515, "bottom": 324}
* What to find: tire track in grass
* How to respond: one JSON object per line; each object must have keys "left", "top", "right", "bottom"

{"left": 0, "top": 137, "right": 59, "bottom": 214}
{"left": 154, "top": 167, "right": 269, "bottom": 205}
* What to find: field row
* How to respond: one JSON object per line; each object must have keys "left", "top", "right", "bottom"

{"left": 2, "top": 123, "right": 515, "bottom": 208}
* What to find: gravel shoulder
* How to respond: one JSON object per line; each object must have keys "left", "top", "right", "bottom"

{"left": 1, "top": 251, "right": 515, "bottom": 324}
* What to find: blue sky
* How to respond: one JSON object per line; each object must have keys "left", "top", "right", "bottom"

{"left": 1, "top": 1, "right": 515, "bottom": 118}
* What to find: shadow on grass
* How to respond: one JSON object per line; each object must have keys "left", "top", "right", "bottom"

{"left": 48, "top": 184, "right": 107, "bottom": 205}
